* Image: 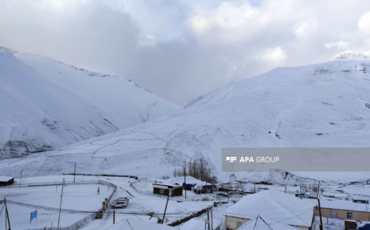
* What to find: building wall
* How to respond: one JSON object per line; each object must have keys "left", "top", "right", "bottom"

{"left": 314, "top": 208, "right": 370, "bottom": 221}
{"left": 0, "top": 178, "right": 14, "bottom": 186}
{"left": 173, "top": 187, "right": 183, "bottom": 196}
{"left": 293, "top": 225, "right": 311, "bottom": 230}
{"left": 225, "top": 215, "right": 250, "bottom": 230}
{"left": 225, "top": 215, "right": 310, "bottom": 230}
{"left": 153, "top": 187, "right": 183, "bottom": 197}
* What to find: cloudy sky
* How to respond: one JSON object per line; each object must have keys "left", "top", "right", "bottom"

{"left": 1, "top": 0, "right": 370, "bottom": 105}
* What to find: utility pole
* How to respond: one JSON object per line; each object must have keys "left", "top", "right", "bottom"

{"left": 318, "top": 199, "right": 323, "bottom": 230}
{"left": 4, "top": 200, "right": 6, "bottom": 230}
{"left": 317, "top": 181, "right": 323, "bottom": 230}
{"left": 316, "top": 182, "right": 320, "bottom": 199}
{"left": 206, "top": 175, "right": 207, "bottom": 195}
{"left": 19, "top": 170, "right": 23, "bottom": 189}
{"left": 162, "top": 194, "right": 170, "bottom": 224}
{"left": 184, "top": 162, "right": 187, "bottom": 199}
{"left": 4, "top": 198, "right": 11, "bottom": 230}
{"left": 207, "top": 208, "right": 211, "bottom": 230}
{"left": 113, "top": 210, "right": 115, "bottom": 224}
{"left": 211, "top": 207, "right": 213, "bottom": 230}
{"left": 57, "top": 178, "right": 65, "bottom": 230}
{"left": 73, "top": 163, "right": 76, "bottom": 183}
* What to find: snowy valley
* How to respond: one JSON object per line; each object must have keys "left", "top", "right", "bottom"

{"left": 1, "top": 49, "right": 370, "bottom": 230}
{"left": 1, "top": 50, "right": 370, "bottom": 183}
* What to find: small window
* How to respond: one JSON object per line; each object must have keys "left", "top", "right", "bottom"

{"left": 330, "top": 211, "right": 338, "bottom": 218}
{"left": 236, "top": 222, "right": 243, "bottom": 228}
{"left": 347, "top": 212, "right": 354, "bottom": 219}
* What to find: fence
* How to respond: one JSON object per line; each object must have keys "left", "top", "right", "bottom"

{"left": 5, "top": 180, "right": 98, "bottom": 189}
{"left": 215, "top": 220, "right": 224, "bottom": 230}
{"left": 98, "top": 180, "right": 117, "bottom": 205}
{"left": 63, "top": 173, "right": 138, "bottom": 180}
{"left": 19, "top": 180, "right": 117, "bottom": 230}
{"left": 26, "top": 212, "right": 98, "bottom": 230}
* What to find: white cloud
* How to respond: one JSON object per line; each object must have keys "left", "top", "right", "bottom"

{"left": 294, "top": 20, "right": 318, "bottom": 38}
{"left": 188, "top": 16, "right": 210, "bottom": 34}
{"left": 257, "top": 47, "right": 287, "bottom": 62}
{"left": 1, "top": 0, "right": 370, "bottom": 105}
{"left": 324, "top": 41, "right": 350, "bottom": 49}
{"left": 359, "top": 11, "right": 370, "bottom": 33}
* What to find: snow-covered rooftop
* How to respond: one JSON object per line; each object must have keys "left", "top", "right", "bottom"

{"left": 179, "top": 218, "right": 204, "bottom": 230}
{"left": 238, "top": 215, "right": 299, "bottom": 230}
{"left": 322, "top": 192, "right": 349, "bottom": 198}
{"left": 160, "top": 176, "right": 204, "bottom": 185}
{"left": 0, "top": 176, "right": 13, "bottom": 182}
{"left": 352, "top": 195, "right": 370, "bottom": 201}
{"left": 153, "top": 183, "right": 182, "bottom": 189}
{"left": 225, "top": 190, "right": 315, "bottom": 227}
{"left": 179, "top": 218, "right": 221, "bottom": 230}
{"left": 308, "top": 198, "right": 369, "bottom": 212}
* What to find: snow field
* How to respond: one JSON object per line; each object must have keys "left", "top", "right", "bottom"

{"left": 0, "top": 179, "right": 111, "bottom": 229}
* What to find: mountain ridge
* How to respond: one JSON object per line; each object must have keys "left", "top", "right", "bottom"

{"left": 0, "top": 47, "right": 182, "bottom": 159}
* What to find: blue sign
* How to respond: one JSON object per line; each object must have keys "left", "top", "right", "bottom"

{"left": 30, "top": 210, "right": 37, "bottom": 223}
{"left": 203, "top": 185, "right": 213, "bottom": 189}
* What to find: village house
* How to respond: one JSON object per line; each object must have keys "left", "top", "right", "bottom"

{"left": 352, "top": 196, "right": 370, "bottom": 204}
{"left": 295, "top": 191, "right": 318, "bottom": 199}
{"left": 224, "top": 190, "right": 315, "bottom": 230}
{"left": 0, "top": 176, "right": 14, "bottom": 186}
{"left": 322, "top": 192, "right": 350, "bottom": 200}
{"left": 237, "top": 215, "right": 300, "bottom": 230}
{"left": 160, "top": 176, "right": 205, "bottom": 191}
{"left": 152, "top": 183, "right": 183, "bottom": 197}
{"left": 311, "top": 198, "right": 370, "bottom": 221}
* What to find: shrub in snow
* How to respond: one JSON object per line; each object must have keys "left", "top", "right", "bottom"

{"left": 161, "top": 175, "right": 170, "bottom": 179}
{"left": 201, "top": 196, "right": 212, "bottom": 201}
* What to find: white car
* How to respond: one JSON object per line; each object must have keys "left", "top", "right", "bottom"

{"left": 116, "top": 197, "right": 129, "bottom": 203}
{"left": 111, "top": 199, "right": 128, "bottom": 209}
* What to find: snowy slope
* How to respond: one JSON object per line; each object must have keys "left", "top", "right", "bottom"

{"left": 0, "top": 51, "right": 120, "bottom": 158}
{"left": 0, "top": 47, "right": 181, "bottom": 159}
{"left": 15, "top": 52, "right": 182, "bottom": 129}
{"left": 2, "top": 52, "right": 370, "bottom": 183}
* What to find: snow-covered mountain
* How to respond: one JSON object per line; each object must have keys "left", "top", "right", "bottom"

{"left": 0, "top": 47, "right": 181, "bottom": 159}
{"left": 15, "top": 52, "right": 181, "bottom": 128}
{"left": 1, "top": 51, "right": 370, "bottom": 183}
{"left": 329, "top": 50, "right": 370, "bottom": 61}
